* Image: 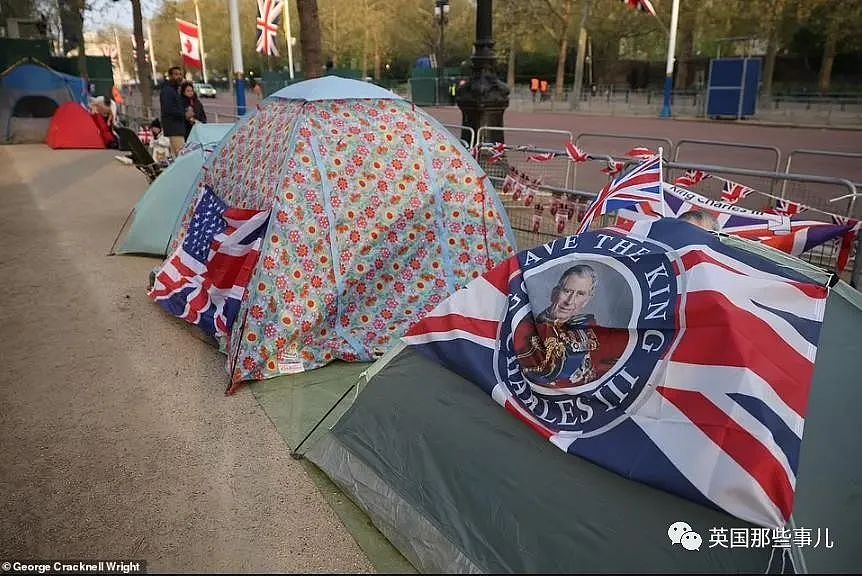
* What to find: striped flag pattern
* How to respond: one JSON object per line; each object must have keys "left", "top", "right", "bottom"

{"left": 577, "top": 154, "right": 663, "bottom": 233}
{"left": 404, "top": 218, "right": 827, "bottom": 529}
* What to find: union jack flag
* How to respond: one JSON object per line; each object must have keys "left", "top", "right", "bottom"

{"left": 620, "top": 185, "right": 859, "bottom": 266}
{"left": 621, "top": 0, "right": 656, "bottom": 16}
{"left": 256, "top": 0, "right": 284, "bottom": 57}
{"left": 674, "top": 169, "right": 709, "bottom": 188}
{"left": 769, "top": 199, "right": 806, "bottom": 217}
{"left": 577, "top": 154, "right": 663, "bottom": 233}
{"left": 721, "top": 179, "right": 754, "bottom": 205}
{"left": 625, "top": 146, "right": 655, "bottom": 159}
{"left": 404, "top": 218, "right": 827, "bottom": 528}
{"left": 527, "top": 152, "right": 557, "bottom": 163}
{"left": 149, "top": 187, "right": 270, "bottom": 338}
{"left": 486, "top": 142, "right": 507, "bottom": 164}
{"left": 565, "top": 141, "right": 589, "bottom": 163}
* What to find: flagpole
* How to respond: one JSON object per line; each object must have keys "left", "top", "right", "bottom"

{"left": 228, "top": 0, "right": 246, "bottom": 116}
{"left": 113, "top": 27, "right": 125, "bottom": 86}
{"left": 193, "top": 0, "right": 208, "bottom": 83}
{"left": 660, "top": 0, "right": 680, "bottom": 118}
{"left": 659, "top": 147, "right": 667, "bottom": 217}
{"left": 146, "top": 20, "right": 157, "bottom": 82}
{"left": 284, "top": 0, "right": 295, "bottom": 80}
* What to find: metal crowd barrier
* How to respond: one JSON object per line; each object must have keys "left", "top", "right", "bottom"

{"left": 480, "top": 141, "right": 861, "bottom": 287}
{"left": 442, "top": 123, "right": 475, "bottom": 150}
{"left": 476, "top": 127, "right": 577, "bottom": 189}
{"left": 673, "top": 139, "right": 783, "bottom": 193}
{"left": 781, "top": 149, "right": 862, "bottom": 219}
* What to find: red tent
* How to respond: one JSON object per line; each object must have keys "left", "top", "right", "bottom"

{"left": 45, "top": 102, "right": 104, "bottom": 149}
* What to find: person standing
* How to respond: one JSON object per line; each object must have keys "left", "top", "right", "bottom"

{"left": 159, "top": 66, "right": 188, "bottom": 156}
{"left": 180, "top": 82, "right": 207, "bottom": 139}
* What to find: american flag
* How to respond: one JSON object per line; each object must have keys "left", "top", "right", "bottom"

{"left": 577, "top": 154, "right": 663, "bottom": 233}
{"left": 720, "top": 179, "right": 754, "bottom": 205}
{"left": 674, "top": 169, "right": 709, "bottom": 188}
{"left": 621, "top": 0, "right": 656, "bottom": 16}
{"left": 149, "top": 187, "right": 270, "bottom": 338}
{"left": 256, "top": 0, "right": 283, "bottom": 56}
{"left": 404, "top": 218, "right": 827, "bottom": 528}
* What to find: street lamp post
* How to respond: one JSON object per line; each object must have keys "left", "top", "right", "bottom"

{"left": 435, "top": 0, "right": 450, "bottom": 105}
{"left": 455, "top": 0, "right": 509, "bottom": 145}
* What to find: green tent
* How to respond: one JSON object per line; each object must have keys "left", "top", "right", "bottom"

{"left": 258, "top": 236, "right": 862, "bottom": 573}
{"left": 113, "top": 123, "right": 233, "bottom": 256}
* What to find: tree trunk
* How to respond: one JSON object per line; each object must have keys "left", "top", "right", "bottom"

{"left": 298, "top": 0, "right": 323, "bottom": 78}
{"left": 361, "top": 0, "right": 369, "bottom": 78}
{"left": 761, "top": 0, "right": 786, "bottom": 100}
{"left": 131, "top": 0, "right": 153, "bottom": 118}
{"left": 762, "top": 33, "right": 779, "bottom": 99}
{"left": 553, "top": 0, "right": 574, "bottom": 101}
{"left": 507, "top": 35, "right": 516, "bottom": 88}
{"left": 675, "top": 3, "right": 695, "bottom": 90}
{"left": 373, "top": 33, "right": 381, "bottom": 80}
{"left": 554, "top": 35, "right": 568, "bottom": 100}
{"left": 74, "top": 0, "right": 88, "bottom": 81}
{"left": 818, "top": 22, "right": 838, "bottom": 94}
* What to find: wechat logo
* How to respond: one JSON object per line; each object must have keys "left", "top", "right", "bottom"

{"left": 668, "top": 521, "right": 702, "bottom": 551}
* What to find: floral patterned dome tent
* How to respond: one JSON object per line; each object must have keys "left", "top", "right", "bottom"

{"left": 162, "top": 76, "right": 517, "bottom": 389}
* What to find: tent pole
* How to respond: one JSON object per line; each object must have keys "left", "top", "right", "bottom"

{"left": 291, "top": 382, "right": 357, "bottom": 458}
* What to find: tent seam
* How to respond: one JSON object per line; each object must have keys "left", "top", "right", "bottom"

{"left": 410, "top": 110, "right": 456, "bottom": 295}
{"left": 307, "top": 122, "right": 368, "bottom": 359}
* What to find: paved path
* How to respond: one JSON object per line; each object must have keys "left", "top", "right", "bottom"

{"left": 0, "top": 146, "right": 373, "bottom": 573}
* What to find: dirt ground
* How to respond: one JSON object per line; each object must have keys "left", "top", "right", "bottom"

{"left": 0, "top": 145, "right": 373, "bottom": 573}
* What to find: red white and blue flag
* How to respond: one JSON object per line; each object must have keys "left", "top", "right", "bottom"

{"left": 673, "top": 169, "right": 709, "bottom": 188}
{"left": 577, "top": 154, "right": 663, "bottom": 234}
{"left": 404, "top": 218, "right": 828, "bottom": 528}
{"left": 623, "top": 184, "right": 856, "bottom": 266}
{"left": 622, "top": 0, "right": 657, "bottom": 17}
{"left": 256, "top": 0, "right": 284, "bottom": 57}
{"left": 149, "top": 187, "right": 270, "bottom": 338}
{"left": 720, "top": 179, "right": 754, "bottom": 205}
{"left": 768, "top": 199, "right": 807, "bottom": 217}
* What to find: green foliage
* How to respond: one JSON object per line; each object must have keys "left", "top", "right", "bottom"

{"left": 86, "top": 0, "right": 861, "bottom": 89}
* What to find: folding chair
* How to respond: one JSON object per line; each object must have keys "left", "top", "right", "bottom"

{"left": 115, "top": 126, "right": 163, "bottom": 184}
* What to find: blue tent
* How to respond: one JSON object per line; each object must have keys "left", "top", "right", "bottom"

{"left": 114, "top": 123, "right": 234, "bottom": 256}
{"left": 1, "top": 59, "right": 88, "bottom": 144}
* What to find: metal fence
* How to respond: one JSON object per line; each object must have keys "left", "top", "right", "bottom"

{"left": 442, "top": 123, "right": 475, "bottom": 150}
{"left": 782, "top": 150, "right": 862, "bottom": 219}
{"left": 673, "top": 139, "right": 783, "bottom": 193}
{"left": 477, "top": 140, "right": 861, "bottom": 287}
{"left": 665, "top": 160, "right": 860, "bottom": 285}
{"left": 476, "top": 126, "right": 577, "bottom": 190}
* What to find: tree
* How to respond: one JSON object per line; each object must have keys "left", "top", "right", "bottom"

{"left": 297, "top": 0, "right": 323, "bottom": 78}
{"left": 130, "top": 0, "right": 152, "bottom": 115}
{"left": 813, "top": 0, "right": 862, "bottom": 93}
{"left": 531, "top": 0, "right": 577, "bottom": 100}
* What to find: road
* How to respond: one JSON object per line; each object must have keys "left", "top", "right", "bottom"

{"left": 0, "top": 145, "right": 373, "bottom": 573}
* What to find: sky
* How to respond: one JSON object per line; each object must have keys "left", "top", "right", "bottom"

{"left": 84, "top": 0, "right": 161, "bottom": 32}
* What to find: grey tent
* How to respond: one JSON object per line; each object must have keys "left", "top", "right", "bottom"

{"left": 285, "top": 236, "right": 862, "bottom": 574}
{"left": 0, "top": 59, "right": 88, "bottom": 144}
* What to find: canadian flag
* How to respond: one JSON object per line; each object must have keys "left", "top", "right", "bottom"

{"left": 177, "top": 19, "right": 202, "bottom": 70}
